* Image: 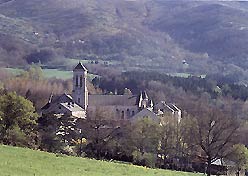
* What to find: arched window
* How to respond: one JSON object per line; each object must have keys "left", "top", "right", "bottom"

{"left": 80, "top": 75, "right": 83, "bottom": 87}
{"left": 121, "top": 111, "right": 124, "bottom": 119}
{"left": 78, "top": 98, "right": 80, "bottom": 104}
{"left": 127, "top": 109, "right": 130, "bottom": 118}
{"left": 76, "top": 75, "right": 79, "bottom": 87}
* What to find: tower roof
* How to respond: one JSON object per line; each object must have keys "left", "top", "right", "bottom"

{"left": 73, "top": 62, "right": 87, "bottom": 71}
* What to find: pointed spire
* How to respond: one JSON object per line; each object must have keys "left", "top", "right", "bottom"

{"left": 73, "top": 62, "right": 87, "bottom": 71}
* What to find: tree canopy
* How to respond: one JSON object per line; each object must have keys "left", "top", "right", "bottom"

{"left": 0, "top": 92, "right": 38, "bottom": 147}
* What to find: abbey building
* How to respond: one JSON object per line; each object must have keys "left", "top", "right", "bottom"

{"left": 41, "top": 63, "right": 181, "bottom": 122}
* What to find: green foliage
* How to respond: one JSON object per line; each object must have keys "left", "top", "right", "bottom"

{"left": 0, "top": 92, "right": 38, "bottom": 147}
{"left": 0, "top": 145, "right": 201, "bottom": 176}
{"left": 228, "top": 144, "right": 248, "bottom": 171}
{"left": 38, "top": 113, "right": 78, "bottom": 154}
{"left": 131, "top": 117, "right": 161, "bottom": 154}
{"left": 132, "top": 151, "right": 157, "bottom": 168}
{"left": 5, "top": 126, "right": 27, "bottom": 146}
{"left": 100, "top": 70, "right": 248, "bottom": 102}
{"left": 19, "top": 64, "right": 43, "bottom": 80}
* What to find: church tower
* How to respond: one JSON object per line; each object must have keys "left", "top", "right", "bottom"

{"left": 72, "top": 62, "right": 88, "bottom": 110}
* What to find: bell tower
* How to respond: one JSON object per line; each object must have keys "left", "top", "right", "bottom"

{"left": 72, "top": 62, "right": 88, "bottom": 110}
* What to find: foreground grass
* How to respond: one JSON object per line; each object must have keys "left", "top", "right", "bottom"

{"left": 0, "top": 145, "right": 202, "bottom": 176}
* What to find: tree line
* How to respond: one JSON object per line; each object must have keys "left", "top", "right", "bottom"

{"left": 0, "top": 66, "right": 248, "bottom": 175}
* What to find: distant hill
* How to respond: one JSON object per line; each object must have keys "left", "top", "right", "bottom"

{"left": 0, "top": 145, "right": 200, "bottom": 176}
{"left": 149, "top": 1, "right": 248, "bottom": 68}
{"left": 0, "top": 0, "right": 248, "bottom": 78}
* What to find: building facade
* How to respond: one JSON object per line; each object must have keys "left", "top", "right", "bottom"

{"left": 41, "top": 63, "right": 181, "bottom": 122}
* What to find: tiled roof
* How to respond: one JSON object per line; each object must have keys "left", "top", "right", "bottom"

{"left": 88, "top": 94, "right": 138, "bottom": 106}
{"left": 132, "top": 108, "right": 158, "bottom": 119}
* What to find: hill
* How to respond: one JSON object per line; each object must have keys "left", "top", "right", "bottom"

{"left": 0, "top": 0, "right": 248, "bottom": 78}
{"left": 149, "top": 1, "right": 248, "bottom": 68}
{"left": 0, "top": 145, "right": 201, "bottom": 176}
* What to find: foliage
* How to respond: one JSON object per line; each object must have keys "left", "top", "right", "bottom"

{"left": 2, "top": 67, "right": 73, "bottom": 109}
{"left": 19, "top": 64, "right": 43, "bottom": 80}
{"left": 132, "top": 151, "right": 157, "bottom": 168}
{"left": 0, "top": 92, "right": 38, "bottom": 147}
{"left": 228, "top": 144, "right": 248, "bottom": 175}
{"left": 38, "top": 113, "right": 79, "bottom": 154}
{"left": 100, "top": 71, "right": 248, "bottom": 101}
{"left": 81, "top": 108, "right": 121, "bottom": 159}
{"left": 25, "top": 49, "right": 57, "bottom": 64}
{"left": 130, "top": 117, "right": 161, "bottom": 155}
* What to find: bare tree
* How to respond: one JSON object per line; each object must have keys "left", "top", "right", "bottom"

{"left": 80, "top": 107, "right": 121, "bottom": 159}
{"left": 183, "top": 109, "right": 240, "bottom": 176}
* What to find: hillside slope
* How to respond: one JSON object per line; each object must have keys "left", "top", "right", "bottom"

{"left": 0, "top": 0, "right": 248, "bottom": 76}
{"left": 149, "top": 1, "right": 248, "bottom": 68}
{"left": 0, "top": 145, "right": 200, "bottom": 176}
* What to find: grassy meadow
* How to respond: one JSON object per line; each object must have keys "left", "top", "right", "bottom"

{"left": 3, "top": 68, "right": 97, "bottom": 80}
{"left": 0, "top": 145, "right": 203, "bottom": 176}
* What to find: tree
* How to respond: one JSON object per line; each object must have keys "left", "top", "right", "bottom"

{"left": 38, "top": 113, "right": 79, "bottom": 154}
{"left": 158, "top": 114, "right": 181, "bottom": 169}
{"left": 228, "top": 144, "right": 248, "bottom": 176}
{"left": 19, "top": 64, "right": 43, "bottom": 81}
{"left": 0, "top": 92, "right": 38, "bottom": 147}
{"left": 81, "top": 107, "right": 121, "bottom": 159}
{"left": 183, "top": 109, "right": 240, "bottom": 176}
{"left": 130, "top": 117, "right": 161, "bottom": 167}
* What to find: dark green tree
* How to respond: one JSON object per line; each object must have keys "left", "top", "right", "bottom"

{"left": 0, "top": 92, "right": 38, "bottom": 147}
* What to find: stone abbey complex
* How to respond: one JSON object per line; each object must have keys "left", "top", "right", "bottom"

{"left": 41, "top": 63, "right": 181, "bottom": 122}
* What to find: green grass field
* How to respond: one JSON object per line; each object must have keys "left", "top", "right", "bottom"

{"left": 166, "top": 73, "right": 206, "bottom": 78}
{"left": 0, "top": 145, "right": 202, "bottom": 176}
{"left": 3, "top": 68, "right": 97, "bottom": 80}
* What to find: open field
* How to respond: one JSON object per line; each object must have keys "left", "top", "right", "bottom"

{"left": 3, "top": 68, "right": 97, "bottom": 80}
{"left": 3, "top": 67, "right": 206, "bottom": 80}
{"left": 0, "top": 145, "right": 203, "bottom": 176}
{"left": 166, "top": 73, "right": 206, "bottom": 78}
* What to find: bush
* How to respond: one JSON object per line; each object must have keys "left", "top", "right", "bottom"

{"left": 132, "top": 151, "right": 157, "bottom": 168}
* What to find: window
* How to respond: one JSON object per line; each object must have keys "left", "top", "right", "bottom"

{"left": 76, "top": 75, "right": 79, "bottom": 87}
{"left": 78, "top": 98, "right": 80, "bottom": 104}
{"left": 121, "top": 111, "right": 124, "bottom": 119}
{"left": 80, "top": 75, "right": 83, "bottom": 87}
{"left": 132, "top": 111, "right": 135, "bottom": 116}
{"left": 127, "top": 109, "right": 130, "bottom": 118}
